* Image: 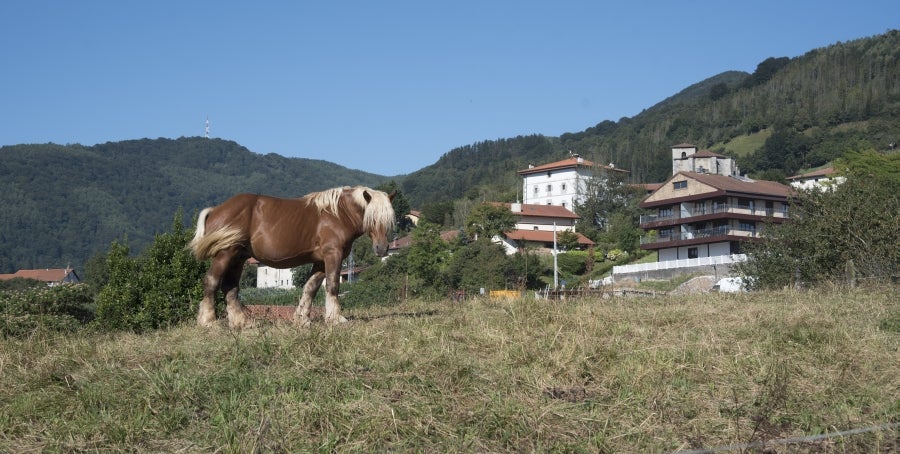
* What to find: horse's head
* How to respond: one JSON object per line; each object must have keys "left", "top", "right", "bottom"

{"left": 359, "top": 188, "right": 396, "bottom": 257}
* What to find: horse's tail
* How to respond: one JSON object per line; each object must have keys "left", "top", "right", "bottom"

{"left": 188, "top": 208, "right": 245, "bottom": 260}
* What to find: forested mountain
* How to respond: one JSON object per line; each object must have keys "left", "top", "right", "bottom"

{"left": 0, "top": 138, "right": 389, "bottom": 272}
{"left": 402, "top": 30, "right": 899, "bottom": 206}
{"left": 2, "top": 30, "right": 897, "bottom": 271}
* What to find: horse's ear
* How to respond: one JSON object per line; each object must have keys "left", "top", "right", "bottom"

{"left": 388, "top": 190, "right": 397, "bottom": 201}
{"left": 363, "top": 190, "right": 373, "bottom": 204}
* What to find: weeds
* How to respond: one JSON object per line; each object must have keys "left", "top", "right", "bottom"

{"left": 0, "top": 287, "right": 897, "bottom": 452}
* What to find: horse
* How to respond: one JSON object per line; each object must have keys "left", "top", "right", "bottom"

{"left": 188, "top": 185, "right": 395, "bottom": 328}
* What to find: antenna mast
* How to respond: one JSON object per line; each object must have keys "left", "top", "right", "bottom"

{"left": 205, "top": 117, "right": 210, "bottom": 138}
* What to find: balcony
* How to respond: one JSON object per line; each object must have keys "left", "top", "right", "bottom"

{"left": 640, "top": 203, "right": 788, "bottom": 226}
{"left": 640, "top": 225, "right": 761, "bottom": 245}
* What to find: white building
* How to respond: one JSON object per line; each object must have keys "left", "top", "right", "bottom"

{"left": 786, "top": 167, "right": 844, "bottom": 190}
{"left": 493, "top": 202, "right": 594, "bottom": 255}
{"left": 517, "top": 155, "right": 628, "bottom": 209}
{"left": 256, "top": 262, "right": 295, "bottom": 289}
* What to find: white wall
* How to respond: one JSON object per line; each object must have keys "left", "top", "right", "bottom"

{"left": 257, "top": 266, "right": 295, "bottom": 289}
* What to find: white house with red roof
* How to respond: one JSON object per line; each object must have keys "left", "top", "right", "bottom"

{"left": 517, "top": 155, "right": 628, "bottom": 210}
{"left": 495, "top": 202, "right": 594, "bottom": 255}
{"left": 786, "top": 167, "right": 843, "bottom": 190}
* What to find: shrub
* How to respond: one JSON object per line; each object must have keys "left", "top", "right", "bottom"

{"left": 94, "top": 211, "right": 206, "bottom": 332}
{"left": 0, "top": 284, "right": 93, "bottom": 338}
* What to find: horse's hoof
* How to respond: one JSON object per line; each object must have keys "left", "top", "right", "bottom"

{"left": 325, "top": 315, "right": 349, "bottom": 325}
{"left": 293, "top": 315, "right": 312, "bottom": 328}
{"left": 228, "top": 315, "right": 256, "bottom": 330}
{"left": 197, "top": 313, "right": 218, "bottom": 328}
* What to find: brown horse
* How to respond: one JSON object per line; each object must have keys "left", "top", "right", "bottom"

{"left": 188, "top": 186, "right": 395, "bottom": 328}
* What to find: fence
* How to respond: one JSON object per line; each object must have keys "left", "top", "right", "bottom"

{"left": 613, "top": 254, "right": 746, "bottom": 275}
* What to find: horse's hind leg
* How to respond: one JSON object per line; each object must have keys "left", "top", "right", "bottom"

{"left": 197, "top": 254, "right": 231, "bottom": 327}
{"left": 221, "top": 255, "right": 252, "bottom": 329}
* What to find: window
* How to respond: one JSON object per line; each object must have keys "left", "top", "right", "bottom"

{"left": 561, "top": 202, "right": 567, "bottom": 209}
{"left": 546, "top": 184, "right": 552, "bottom": 193}
{"left": 659, "top": 207, "right": 673, "bottom": 218}
{"left": 739, "top": 221, "right": 756, "bottom": 233}
{"left": 673, "top": 180, "right": 687, "bottom": 190}
{"left": 694, "top": 202, "right": 706, "bottom": 214}
{"left": 737, "top": 198, "right": 752, "bottom": 209}
{"left": 561, "top": 183, "right": 567, "bottom": 192}
{"left": 533, "top": 186, "right": 538, "bottom": 195}
{"left": 688, "top": 247, "right": 699, "bottom": 259}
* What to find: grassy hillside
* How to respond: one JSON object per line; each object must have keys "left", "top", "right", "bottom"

{"left": 1, "top": 287, "right": 896, "bottom": 452}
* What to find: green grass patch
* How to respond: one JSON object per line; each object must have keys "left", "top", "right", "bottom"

{"left": 1, "top": 287, "right": 897, "bottom": 452}
{"left": 714, "top": 129, "right": 772, "bottom": 156}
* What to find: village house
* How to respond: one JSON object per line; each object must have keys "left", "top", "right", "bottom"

{"left": 626, "top": 144, "right": 792, "bottom": 276}
{"left": 0, "top": 267, "right": 81, "bottom": 286}
{"left": 786, "top": 167, "right": 843, "bottom": 190}
{"left": 517, "top": 155, "right": 628, "bottom": 209}
{"left": 494, "top": 202, "right": 593, "bottom": 255}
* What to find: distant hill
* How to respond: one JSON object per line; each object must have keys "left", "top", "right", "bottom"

{"left": 0, "top": 138, "right": 390, "bottom": 272}
{"left": 402, "top": 30, "right": 899, "bottom": 206}
{"left": 2, "top": 30, "right": 898, "bottom": 271}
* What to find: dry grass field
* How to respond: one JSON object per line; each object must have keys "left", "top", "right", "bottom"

{"left": 1, "top": 286, "right": 897, "bottom": 452}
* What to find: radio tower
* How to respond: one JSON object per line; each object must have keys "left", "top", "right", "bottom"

{"left": 205, "top": 117, "right": 210, "bottom": 138}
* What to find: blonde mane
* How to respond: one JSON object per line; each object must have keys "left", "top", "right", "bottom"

{"left": 305, "top": 186, "right": 395, "bottom": 233}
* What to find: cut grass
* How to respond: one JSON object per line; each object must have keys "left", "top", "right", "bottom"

{"left": 1, "top": 287, "right": 897, "bottom": 452}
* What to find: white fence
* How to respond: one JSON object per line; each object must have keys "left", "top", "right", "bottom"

{"left": 613, "top": 254, "right": 747, "bottom": 275}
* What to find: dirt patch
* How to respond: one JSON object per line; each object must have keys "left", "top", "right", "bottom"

{"left": 543, "top": 386, "right": 594, "bottom": 403}
{"left": 670, "top": 275, "right": 717, "bottom": 295}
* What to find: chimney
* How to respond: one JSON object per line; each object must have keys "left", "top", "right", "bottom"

{"left": 510, "top": 202, "right": 522, "bottom": 213}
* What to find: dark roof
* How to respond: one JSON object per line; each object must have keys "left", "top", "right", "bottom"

{"left": 692, "top": 150, "right": 727, "bottom": 158}
{"left": 641, "top": 172, "right": 792, "bottom": 208}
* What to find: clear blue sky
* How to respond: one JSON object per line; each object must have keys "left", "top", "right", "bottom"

{"left": 2, "top": 1, "right": 897, "bottom": 175}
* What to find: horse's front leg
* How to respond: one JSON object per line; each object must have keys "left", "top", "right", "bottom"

{"left": 294, "top": 263, "right": 325, "bottom": 327}
{"left": 323, "top": 253, "right": 347, "bottom": 325}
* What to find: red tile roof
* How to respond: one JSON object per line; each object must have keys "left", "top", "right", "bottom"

{"left": 504, "top": 203, "right": 580, "bottom": 219}
{"left": 504, "top": 229, "right": 594, "bottom": 246}
{"left": 518, "top": 157, "right": 628, "bottom": 175}
{"left": 0, "top": 268, "right": 79, "bottom": 283}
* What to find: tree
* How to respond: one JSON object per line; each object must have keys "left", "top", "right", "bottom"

{"left": 574, "top": 169, "right": 644, "bottom": 242}
{"left": 377, "top": 180, "right": 412, "bottom": 233}
{"left": 465, "top": 203, "right": 516, "bottom": 240}
{"left": 737, "top": 164, "right": 898, "bottom": 289}
{"left": 556, "top": 230, "right": 580, "bottom": 251}
{"left": 406, "top": 221, "right": 449, "bottom": 286}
